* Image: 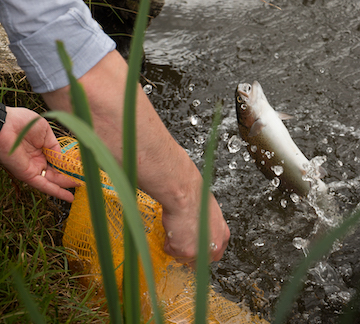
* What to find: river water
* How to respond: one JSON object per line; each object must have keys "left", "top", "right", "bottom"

{"left": 143, "top": 0, "right": 360, "bottom": 322}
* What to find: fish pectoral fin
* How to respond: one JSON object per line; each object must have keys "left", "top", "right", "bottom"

{"left": 277, "top": 112, "right": 294, "bottom": 120}
{"left": 248, "top": 119, "right": 265, "bottom": 137}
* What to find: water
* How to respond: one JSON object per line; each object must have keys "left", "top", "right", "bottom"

{"left": 143, "top": 0, "right": 360, "bottom": 321}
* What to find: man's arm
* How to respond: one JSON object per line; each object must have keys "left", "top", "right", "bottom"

{"left": 42, "top": 50, "right": 230, "bottom": 264}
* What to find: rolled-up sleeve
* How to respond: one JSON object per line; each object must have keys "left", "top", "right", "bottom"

{"left": 0, "top": 0, "right": 116, "bottom": 93}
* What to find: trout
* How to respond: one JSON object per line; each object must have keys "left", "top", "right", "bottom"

{"left": 235, "top": 81, "right": 327, "bottom": 197}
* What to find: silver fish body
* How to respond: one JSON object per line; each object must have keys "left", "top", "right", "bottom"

{"left": 235, "top": 81, "right": 326, "bottom": 197}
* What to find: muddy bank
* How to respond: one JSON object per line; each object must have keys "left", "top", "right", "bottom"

{"left": 0, "top": 24, "right": 21, "bottom": 74}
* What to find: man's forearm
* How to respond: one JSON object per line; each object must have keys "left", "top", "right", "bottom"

{"left": 42, "top": 50, "right": 200, "bottom": 208}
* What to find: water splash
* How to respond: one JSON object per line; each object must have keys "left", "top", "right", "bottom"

{"left": 308, "top": 261, "right": 354, "bottom": 305}
{"left": 227, "top": 135, "right": 243, "bottom": 153}
{"left": 292, "top": 237, "right": 309, "bottom": 257}
{"left": 190, "top": 115, "right": 201, "bottom": 126}
{"left": 229, "top": 160, "right": 237, "bottom": 170}
{"left": 143, "top": 84, "right": 153, "bottom": 95}
{"left": 192, "top": 99, "right": 201, "bottom": 107}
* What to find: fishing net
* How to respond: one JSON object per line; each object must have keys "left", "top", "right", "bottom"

{"left": 43, "top": 136, "right": 269, "bottom": 324}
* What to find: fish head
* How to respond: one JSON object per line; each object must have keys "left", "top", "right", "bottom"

{"left": 235, "top": 81, "right": 268, "bottom": 129}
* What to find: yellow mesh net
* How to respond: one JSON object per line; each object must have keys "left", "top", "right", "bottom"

{"left": 43, "top": 136, "right": 269, "bottom": 324}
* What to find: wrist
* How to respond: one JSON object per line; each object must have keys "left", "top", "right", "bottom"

{"left": 138, "top": 142, "right": 203, "bottom": 216}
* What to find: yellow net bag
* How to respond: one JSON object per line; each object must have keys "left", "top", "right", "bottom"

{"left": 43, "top": 136, "right": 269, "bottom": 324}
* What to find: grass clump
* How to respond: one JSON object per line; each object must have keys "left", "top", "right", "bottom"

{"left": 0, "top": 169, "right": 108, "bottom": 323}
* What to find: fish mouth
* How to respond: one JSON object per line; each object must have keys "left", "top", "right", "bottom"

{"left": 237, "top": 83, "right": 252, "bottom": 101}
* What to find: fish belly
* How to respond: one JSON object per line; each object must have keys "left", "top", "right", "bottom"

{"left": 244, "top": 121, "right": 312, "bottom": 196}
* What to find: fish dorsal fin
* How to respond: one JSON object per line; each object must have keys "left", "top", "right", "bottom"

{"left": 248, "top": 119, "right": 265, "bottom": 137}
{"left": 277, "top": 112, "right": 294, "bottom": 120}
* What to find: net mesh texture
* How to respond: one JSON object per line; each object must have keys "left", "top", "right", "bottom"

{"left": 43, "top": 136, "right": 269, "bottom": 324}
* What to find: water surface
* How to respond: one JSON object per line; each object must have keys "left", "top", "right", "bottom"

{"left": 143, "top": 1, "right": 360, "bottom": 321}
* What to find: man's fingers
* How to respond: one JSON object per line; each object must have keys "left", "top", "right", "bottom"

{"left": 25, "top": 173, "right": 75, "bottom": 203}
{"left": 44, "top": 166, "right": 79, "bottom": 188}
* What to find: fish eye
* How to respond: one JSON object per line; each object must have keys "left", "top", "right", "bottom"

{"left": 240, "top": 104, "right": 247, "bottom": 110}
{"left": 237, "top": 96, "right": 243, "bottom": 104}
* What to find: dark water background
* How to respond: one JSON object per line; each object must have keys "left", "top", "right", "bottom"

{"left": 143, "top": 0, "right": 360, "bottom": 322}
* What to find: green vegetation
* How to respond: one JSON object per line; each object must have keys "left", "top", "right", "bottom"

{"left": 0, "top": 169, "right": 109, "bottom": 323}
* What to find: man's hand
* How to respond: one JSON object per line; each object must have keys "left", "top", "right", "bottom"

{"left": 161, "top": 172, "right": 230, "bottom": 268}
{"left": 0, "top": 107, "right": 77, "bottom": 202}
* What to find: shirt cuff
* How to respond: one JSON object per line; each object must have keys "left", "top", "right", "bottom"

{"left": 9, "top": 7, "right": 116, "bottom": 93}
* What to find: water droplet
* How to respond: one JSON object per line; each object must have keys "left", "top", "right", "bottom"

{"left": 293, "top": 237, "right": 309, "bottom": 256}
{"left": 209, "top": 242, "right": 218, "bottom": 251}
{"left": 319, "top": 67, "right": 325, "bottom": 74}
{"left": 243, "top": 151, "right": 251, "bottom": 162}
{"left": 337, "top": 160, "right": 343, "bottom": 167}
{"left": 251, "top": 145, "right": 257, "bottom": 153}
{"left": 326, "top": 147, "right": 333, "bottom": 154}
{"left": 271, "top": 165, "right": 284, "bottom": 176}
{"left": 229, "top": 161, "right": 237, "bottom": 170}
{"left": 338, "top": 291, "right": 352, "bottom": 303}
{"left": 188, "top": 83, "right": 195, "bottom": 91}
{"left": 271, "top": 177, "right": 280, "bottom": 187}
{"left": 290, "top": 193, "right": 300, "bottom": 204}
{"left": 268, "top": 196, "right": 273, "bottom": 201}
{"left": 143, "top": 84, "right": 153, "bottom": 95}
{"left": 274, "top": 52, "right": 280, "bottom": 59}
{"left": 221, "top": 132, "right": 229, "bottom": 142}
{"left": 280, "top": 199, "right": 287, "bottom": 208}
{"left": 227, "top": 135, "right": 242, "bottom": 153}
{"left": 194, "top": 134, "right": 206, "bottom": 145}
{"left": 253, "top": 238, "right": 265, "bottom": 247}
{"left": 192, "top": 99, "right": 201, "bottom": 107}
{"left": 190, "top": 115, "right": 200, "bottom": 126}
{"left": 206, "top": 98, "right": 212, "bottom": 103}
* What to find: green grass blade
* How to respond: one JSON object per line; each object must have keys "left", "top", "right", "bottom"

{"left": 81, "top": 147, "right": 123, "bottom": 324}
{"left": 56, "top": 41, "right": 93, "bottom": 127}
{"left": 56, "top": 42, "right": 122, "bottom": 323}
{"left": 122, "top": 0, "right": 150, "bottom": 322}
{"left": 0, "top": 87, "right": 29, "bottom": 93}
{"left": 12, "top": 269, "right": 46, "bottom": 324}
{"left": 194, "top": 102, "right": 222, "bottom": 324}
{"left": 123, "top": 0, "right": 150, "bottom": 183}
{"left": 45, "top": 110, "right": 161, "bottom": 323}
{"left": 8, "top": 117, "right": 40, "bottom": 155}
{"left": 273, "top": 208, "right": 360, "bottom": 324}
